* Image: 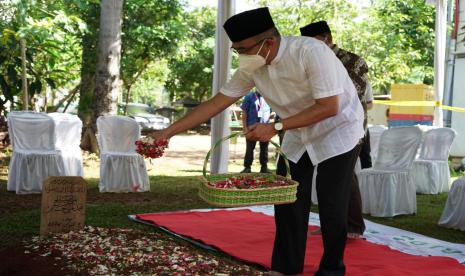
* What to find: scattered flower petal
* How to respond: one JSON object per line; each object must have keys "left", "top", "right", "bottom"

{"left": 23, "top": 226, "right": 265, "bottom": 275}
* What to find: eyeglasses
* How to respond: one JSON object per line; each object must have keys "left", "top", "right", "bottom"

{"left": 231, "top": 38, "right": 268, "bottom": 54}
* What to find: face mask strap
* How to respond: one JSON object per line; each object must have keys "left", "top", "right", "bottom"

{"left": 255, "top": 39, "right": 267, "bottom": 56}
{"left": 264, "top": 46, "right": 271, "bottom": 61}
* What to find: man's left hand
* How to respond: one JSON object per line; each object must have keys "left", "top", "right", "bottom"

{"left": 246, "top": 123, "right": 276, "bottom": 142}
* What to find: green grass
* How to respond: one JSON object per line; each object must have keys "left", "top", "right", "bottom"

{"left": 1, "top": 160, "right": 465, "bottom": 250}
{"left": 0, "top": 175, "right": 211, "bottom": 249}
{"left": 365, "top": 193, "right": 465, "bottom": 243}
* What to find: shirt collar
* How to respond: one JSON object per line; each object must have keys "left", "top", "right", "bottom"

{"left": 270, "top": 37, "right": 287, "bottom": 65}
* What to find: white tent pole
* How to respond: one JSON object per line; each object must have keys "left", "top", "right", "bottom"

{"left": 433, "top": 0, "right": 448, "bottom": 126}
{"left": 210, "top": 0, "right": 235, "bottom": 173}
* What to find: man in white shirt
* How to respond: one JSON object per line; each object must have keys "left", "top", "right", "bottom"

{"left": 150, "top": 7, "right": 364, "bottom": 276}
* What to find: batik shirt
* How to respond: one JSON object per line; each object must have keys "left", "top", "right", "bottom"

{"left": 332, "top": 45, "right": 370, "bottom": 129}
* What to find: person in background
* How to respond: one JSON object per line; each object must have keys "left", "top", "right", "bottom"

{"left": 151, "top": 8, "right": 364, "bottom": 275}
{"left": 300, "top": 20, "right": 372, "bottom": 239}
{"left": 240, "top": 90, "right": 271, "bottom": 173}
{"left": 359, "top": 83, "right": 374, "bottom": 169}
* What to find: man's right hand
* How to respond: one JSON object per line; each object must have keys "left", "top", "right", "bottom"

{"left": 148, "top": 129, "right": 171, "bottom": 142}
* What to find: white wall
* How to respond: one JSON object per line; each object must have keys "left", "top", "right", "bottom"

{"left": 367, "top": 104, "right": 388, "bottom": 126}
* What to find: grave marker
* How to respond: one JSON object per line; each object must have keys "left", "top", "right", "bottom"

{"left": 40, "top": 176, "right": 87, "bottom": 237}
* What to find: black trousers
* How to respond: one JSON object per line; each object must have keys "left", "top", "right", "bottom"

{"left": 244, "top": 139, "right": 269, "bottom": 168}
{"left": 347, "top": 133, "right": 370, "bottom": 235}
{"left": 347, "top": 150, "right": 365, "bottom": 235}
{"left": 359, "top": 130, "right": 372, "bottom": 169}
{"left": 272, "top": 145, "right": 360, "bottom": 275}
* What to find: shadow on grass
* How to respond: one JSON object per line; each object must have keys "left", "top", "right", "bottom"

{"left": 179, "top": 169, "right": 204, "bottom": 173}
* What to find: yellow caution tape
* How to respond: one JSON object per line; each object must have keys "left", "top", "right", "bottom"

{"left": 373, "top": 100, "right": 465, "bottom": 113}
{"left": 440, "top": 105, "right": 465, "bottom": 113}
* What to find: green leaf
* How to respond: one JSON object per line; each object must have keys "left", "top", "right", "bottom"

{"left": 29, "top": 80, "right": 42, "bottom": 95}
{"left": 7, "top": 65, "right": 18, "bottom": 84}
{"left": 45, "top": 78, "right": 56, "bottom": 89}
{"left": 0, "top": 75, "right": 15, "bottom": 102}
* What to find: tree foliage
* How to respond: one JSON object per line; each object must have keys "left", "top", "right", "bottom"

{"left": 127, "top": 60, "right": 169, "bottom": 106}
{"left": 0, "top": 0, "right": 84, "bottom": 113}
{"left": 250, "top": 0, "right": 435, "bottom": 93}
{"left": 165, "top": 6, "right": 216, "bottom": 103}
{"left": 0, "top": 0, "right": 442, "bottom": 119}
{"left": 364, "top": 0, "right": 435, "bottom": 92}
{"left": 121, "top": 0, "right": 184, "bottom": 101}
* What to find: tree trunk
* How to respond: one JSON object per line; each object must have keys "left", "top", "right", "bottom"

{"left": 48, "top": 84, "right": 80, "bottom": 113}
{"left": 124, "top": 84, "right": 132, "bottom": 116}
{"left": 91, "top": 0, "right": 123, "bottom": 131}
{"left": 20, "top": 38, "right": 28, "bottom": 110}
{"left": 78, "top": 3, "right": 100, "bottom": 152}
{"left": 81, "top": 0, "right": 123, "bottom": 152}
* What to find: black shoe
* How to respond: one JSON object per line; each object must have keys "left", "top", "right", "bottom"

{"left": 241, "top": 167, "right": 251, "bottom": 173}
{"left": 260, "top": 166, "right": 270, "bottom": 173}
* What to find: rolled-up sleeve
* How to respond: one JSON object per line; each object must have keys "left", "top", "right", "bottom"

{"left": 303, "top": 45, "right": 344, "bottom": 99}
{"left": 220, "top": 70, "right": 255, "bottom": 98}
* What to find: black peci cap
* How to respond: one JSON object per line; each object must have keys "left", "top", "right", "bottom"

{"left": 300, "top": 20, "right": 331, "bottom": 37}
{"left": 223, "top": 7, "right": 275, "bottom": 42}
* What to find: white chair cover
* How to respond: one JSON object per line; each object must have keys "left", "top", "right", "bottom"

{"left": 97, "top": 115, "right": 149, "bottom": 193}
{"left": 412, "top": 128, "right": 456, "bottom": 194}
{"left": 368, "top": 125, "right": 387, "bottom": 163}
{"left": 358, "top": 126, "right": 423, "bottom": 217}
{"left": 48, "top": 112, "right": 84, "bottom": 176}
{"left": 438, "top": 177, "right": 465, "bottom": 231}
{"left": 7, "top": 111, "right": 64, "bottom": 194}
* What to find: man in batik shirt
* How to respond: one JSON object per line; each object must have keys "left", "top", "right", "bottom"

{"left": 301, "top": 20, "right": 372, "bottom": 238}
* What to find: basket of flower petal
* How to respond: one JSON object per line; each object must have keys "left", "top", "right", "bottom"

{"left": 198, "top": 133, "right": 298, "bottom": 207}
{"left": 135, "top": 137, "right": 169, "bottom": 159}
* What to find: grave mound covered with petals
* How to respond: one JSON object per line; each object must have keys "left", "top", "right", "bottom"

{"left": 23, "top": 226, "right": 266, "bottom": 275}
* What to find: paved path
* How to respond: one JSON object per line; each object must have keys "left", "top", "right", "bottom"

{"left": 150, "top": 133, "right": 278, "bottom": 176}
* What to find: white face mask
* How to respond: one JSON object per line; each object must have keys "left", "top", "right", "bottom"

{"left": 238, "top": 39, "right": 270, "bottom": 75}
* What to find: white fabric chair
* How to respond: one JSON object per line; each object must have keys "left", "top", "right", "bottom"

{"left": 438, "top": 177, "right": 465, "bottom": 231}
{"left": 412, "top": 128, "right": 456, "bottom": 194}
{"left": 48, "top": 112, "right": 84, "bottom": 176}
{"left": 97, "top": 115, "right": 149, "bottom": 193}
{"left": 358, "top": 126, "right": 423, "bottom": 217}
{"left": 368, "top": 125, "right": 387, "bottom": 163}
{"left": 7, "top": 111, "right": 65, "bottom": 194}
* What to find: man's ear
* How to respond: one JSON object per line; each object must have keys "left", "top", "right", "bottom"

{"left": 327, "top": 34, "right": 333, "bottom": 45}
{"left": 265, "top": 37, "right": 275, "bottom": 46}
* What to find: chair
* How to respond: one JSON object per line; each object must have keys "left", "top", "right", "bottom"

{"left": 48, "top": 112, "right": 84, "bottom": 176}
{"left": 412, "top": 128, "right": 456, "bottom": 194}
{"left": 438, "top": 177, "right": 465, "bottom": 231}
{"left": 7, "top": 111, "right": 65, "bottom": 194}
{"left": 358, "top": 126, "right": 423, "bottom": 217}
{"left": 367, "top": 125, "right": 387, "bottom": 163}
{"left": 97, "top": 115, "right": 150, "bottom": 192}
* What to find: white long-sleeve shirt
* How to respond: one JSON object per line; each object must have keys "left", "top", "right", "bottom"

{"left": 220, "top": 36, "right": 364, "bottom": 164}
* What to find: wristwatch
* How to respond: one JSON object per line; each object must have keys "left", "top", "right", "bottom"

{"left": 274, "top": 122, "right": 283, "bottom": 131}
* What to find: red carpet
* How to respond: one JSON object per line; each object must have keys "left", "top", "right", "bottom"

{"left": 136, "top": 210, "right": 465, "bottom": 275}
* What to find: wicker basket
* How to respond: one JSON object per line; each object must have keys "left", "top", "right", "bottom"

{"left": 198, "top": 133, "right": 298, "bottom": 207}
